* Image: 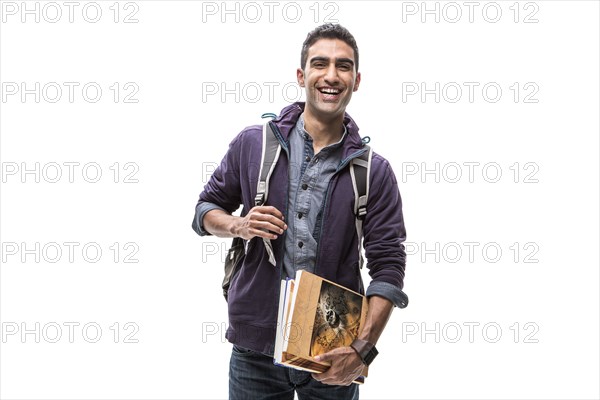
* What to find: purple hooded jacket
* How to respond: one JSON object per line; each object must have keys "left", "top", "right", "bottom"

{"left": 193, "top": 102, "right": 407, "bottom": 355}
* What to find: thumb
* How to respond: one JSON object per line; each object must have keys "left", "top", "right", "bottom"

{"left": 313, "top": 352, "right": 330, "bottom": 362}
{"left": 314, "top": 348, "right": 342, "bottom": 362}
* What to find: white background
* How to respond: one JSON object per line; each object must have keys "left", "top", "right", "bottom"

{"left": 0, "top": 1, "right": 598, "bottom": 399}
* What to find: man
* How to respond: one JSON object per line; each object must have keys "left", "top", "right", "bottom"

{"left": 192, "top": 24, "right": 407, "bottom": 399}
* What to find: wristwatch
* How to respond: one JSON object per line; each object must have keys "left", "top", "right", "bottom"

{"left": 350, "top": 338, "right": 378, "bottom": 366}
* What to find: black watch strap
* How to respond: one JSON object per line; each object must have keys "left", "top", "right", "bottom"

{"left": 350, "top": 338, "right": 378, "bottom": 366}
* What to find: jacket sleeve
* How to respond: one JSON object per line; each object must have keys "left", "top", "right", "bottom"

{"left": 191, "top": 132, "right": 244, "bottom": 236}
{"left": 192, "top": 201, "right": 227, "bottom": 236}
{"left": 363, "top": 155, "right": 409, "bottom": 308}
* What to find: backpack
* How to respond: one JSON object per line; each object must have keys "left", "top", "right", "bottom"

{"left": 222, "top": 119, "right": 372, "bottom": 301}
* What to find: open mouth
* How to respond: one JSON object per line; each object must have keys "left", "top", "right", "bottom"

{"left": 317, "top": 87, "right": 343, "bottom": 101}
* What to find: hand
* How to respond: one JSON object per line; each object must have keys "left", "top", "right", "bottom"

{"left": 311, "top": 346, "right": 365, "bottom": 386}
{"left": 234, "top": 206, "right": 287, "bottom": 240}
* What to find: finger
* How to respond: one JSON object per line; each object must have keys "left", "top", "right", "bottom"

{"left": 314, "top": 354, "right": 327, "bottom": 362}
{"left": 261, "top": 215, "right": 287, "bottom": 230}
{"left": 249, "top": 221, "right": 285, "bottom": 236}
{"left": 312, "top": 371, "right": 332, "bottom": 383}
{"left": 249, "top": 212, "right": 287, "bottom": 230}
{"left": 321, "top": 374, "right": 351, "bottom": 386}
{"left": 314, "top": 349, "right": 338, "bottom": 363}
{"left": 247, "top": 210, "right": 287, "bottom": 233}
{"left": 248, "top": 228, "right": 278, "bottom": 240}
{"left": 318, "top": 376, "right": 340, "bottom": 386}
{"left": 254, "top": 206, "right": 285, "bottom": 220}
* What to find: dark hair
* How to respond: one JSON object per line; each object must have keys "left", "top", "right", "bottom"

{"left": 300, "top": 23, "right": 359, "bottom": 72}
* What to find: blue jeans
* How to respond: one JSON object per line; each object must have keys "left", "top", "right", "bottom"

{"left": 229, "top": 345, "right": 359, "bottom": 400}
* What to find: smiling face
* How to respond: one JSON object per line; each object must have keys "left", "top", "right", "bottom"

{"left": 297, "top": 38, "right": 361, "bottom": 124}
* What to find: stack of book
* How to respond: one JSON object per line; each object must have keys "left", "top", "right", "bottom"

{"left": 273, "top": 270, "right": 369, "bottom": 384}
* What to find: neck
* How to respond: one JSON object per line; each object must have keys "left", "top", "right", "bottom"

{"left": 302, "top": 107, "right": 345, "bottom": 149}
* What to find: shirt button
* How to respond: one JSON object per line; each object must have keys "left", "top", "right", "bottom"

{"left": 301, "top": 183, "right": 308, "bottom": 190}
{"left": 297, "top": 212, "right": 303, "bottom": 219}
{"left": 305, "top": 156, "right": 311, "bottom": 162}
{"left": 314, "top": 158, "right": 319, "bottom": 164}
{"left": 298, "top": 242, "right": 304, "bottom": 248}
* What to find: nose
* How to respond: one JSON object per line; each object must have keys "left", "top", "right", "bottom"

{"left": 324, "top": 63, "right": 339, "bottom": 84}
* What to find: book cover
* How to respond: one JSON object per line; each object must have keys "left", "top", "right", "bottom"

{"left": 274, "top": 270, "right": 369, "bottom": 384}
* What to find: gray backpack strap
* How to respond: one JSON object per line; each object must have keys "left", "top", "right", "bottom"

{"left": 350, "top": 146, "right": 372, "bottom": 269}
{"left": 255, "top": 122, "right": 282, "bottom": 206}
{"left": 222, "top": 120, "right": 280, "bottom": 300}
{"left": 255, "top": 122, "right": 282, "bottom": 266}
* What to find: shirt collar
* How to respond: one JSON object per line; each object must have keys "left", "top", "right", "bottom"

{"left": 296, "top": 114, "right": 348, "bottom": 152}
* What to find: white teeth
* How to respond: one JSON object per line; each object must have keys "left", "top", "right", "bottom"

{"left": 319, "top": 88, "right": 341, "bottom": 94}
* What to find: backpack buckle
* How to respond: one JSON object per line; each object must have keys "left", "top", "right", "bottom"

{"left": 255, "top": 192, "right": 265, "bottom": 206}
{"left": 357, "top": 205, "right": 367, "bottom": 220}
{"left": 356, "top": 196, "right": 367, "bottom": 220}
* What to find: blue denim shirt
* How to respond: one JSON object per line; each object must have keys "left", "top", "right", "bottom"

{"left": 282, "top": 114, "right": 346, "bottom": 278}
{"left": 195, "top": 114, "right": 405, "bottom": 307}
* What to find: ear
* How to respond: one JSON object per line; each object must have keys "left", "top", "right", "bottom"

{"left": 353, "top": 71, "right": 361, "bottom": 92}
{"left": 297, "top": 68, "right": 305, "bottom": 87}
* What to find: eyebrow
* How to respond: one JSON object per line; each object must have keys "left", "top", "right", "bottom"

{"left": 310, "top": 56, "right": 355, "bottom": 66}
